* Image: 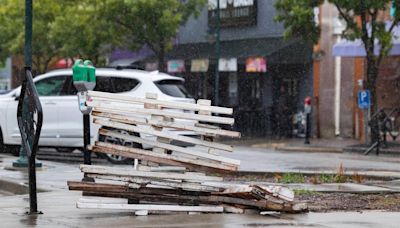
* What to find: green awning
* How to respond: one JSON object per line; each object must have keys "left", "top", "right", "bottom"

{"left": 160, "top": 37, "right": 312, "bottom": 64}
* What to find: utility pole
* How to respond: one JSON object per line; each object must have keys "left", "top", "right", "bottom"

{"left": 214, "top": 0, "right": 221, "bottom": 106}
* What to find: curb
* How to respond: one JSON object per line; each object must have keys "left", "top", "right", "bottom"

{"left": 231, "top": 170, "right": 400, "bottom": 181}
{"left": 344, "top": 146, "right": 400, "bottom": 157}
{"left": 0, "top": 178, "right": 48, "bottom": 195}
{"left": 275, "top": 146, "right": 342, "bottom": 153}
{"left": 251, "top": 143, "right": 343, "bottom": 153}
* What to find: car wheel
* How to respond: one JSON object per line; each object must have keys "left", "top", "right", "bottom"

{"left": 98, "top": 128, "right": 140, "bottom": 164}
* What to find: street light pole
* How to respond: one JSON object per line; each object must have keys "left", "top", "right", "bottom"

{"left": 214, "top": 0, "right": 221, "bottom": 106}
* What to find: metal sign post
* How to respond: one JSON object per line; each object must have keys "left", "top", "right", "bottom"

{"left": 72, "top": 60, "right": 96, "bottom": 181}
{"left": 358, "top": 89, "right": 371, "bottom": 144}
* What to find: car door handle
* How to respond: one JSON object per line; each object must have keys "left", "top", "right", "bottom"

{"left": 44, "top": 101, "right": 56, "bottom": 105}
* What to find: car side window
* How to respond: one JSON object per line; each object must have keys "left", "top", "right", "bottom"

{"left": 94, "top": 77, "right": 114, "bottom": 93}
{"left": 94, "top": 77, "right": 139, "bottom": 93}
{"left": 35, "top": 76, "right": 68, "bottom": 96}
{"left": 60, "top": 76, "right": 78, "bottom": 96}
{"left": 111, "top": 77, "right": 139, "bottom": 93}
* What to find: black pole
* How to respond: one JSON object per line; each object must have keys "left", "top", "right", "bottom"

{"left": 83, "top": 113, "right": 91, "bottom": 165}
{"left": 304, "top": 113, "right": 311, "bottom": 144}
{"left": 214, "top": 0, "right": 220, "bottom": 106}
{"left": 25, "top": 0, "right": 32, "bottom": 67}
{"left": 25, "top": 0, "right": 39, "bottom": 214}
{"left": 28, "top": 141, "right": 38, "bottom": 213}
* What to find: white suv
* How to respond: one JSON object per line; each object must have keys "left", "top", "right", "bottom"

{"left": 0, "top": 68, "right": 195, "bottom": 163}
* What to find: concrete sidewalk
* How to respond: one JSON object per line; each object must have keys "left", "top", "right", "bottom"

{"left": 1, "top": 191, "right": 400, "bottom": 228}
{"left": 222, "top": 137, "right": 359, "bottom": 153}
{"left": 1, "top": 149, "right": 400, "bottom": 227}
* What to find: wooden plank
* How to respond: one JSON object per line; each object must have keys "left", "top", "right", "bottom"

{"left": 88, "top": 102, "right": 234, "bottom": 125}
{"left": 80, "top": 164, "right": 223, "bottom": 182}
{"left": 92, "top": 111, "right": 240, "bottom": 138}
{"left": 79, "top": 197, "right": 128, "bottom": 204}
{"left": 88, "top": 90, "right": 233, "bottom": 115}
{"left": 97, "top": 128, "right": 239, "bottom": 165}
{"left": 254, "top": 185, "right": 294, "bottom": 202}
{"left": 69, "top": 181, "right": 211, "bottom": 196}
{"left": 76, "top": 202, "right": 224, "bottom": 212}
{"left": 77, "top": 191, "right": 302, "bottom": 212}
{"left": 144, "top": 180, "right": 221, "bottom": 192}
{"left": 95, "top": 118, "right": 234, "bottom": 152}
{"left": 91, "top": 142, "right": 236, "bottom": 172}
{"left": 80, "top": 173, "right": 220, "bottom": 192}
{"left": 222, "top": 205, "right": 245, "bottom": 214}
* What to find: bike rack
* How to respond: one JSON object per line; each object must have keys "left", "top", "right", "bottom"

{"left": 364, "top": 108, "right": 400, "bottom": 155}
{"left": 17, "top": 67, "right": 43, "bottom": 214}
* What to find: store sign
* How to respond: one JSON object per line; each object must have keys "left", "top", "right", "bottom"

{"left": 208, "top": 0, "right": 257, "bottom": 28}
{"left": 246, "top": 57, "right": 266, "bottom": 72}
{"left": 191, "top": 59, "right": 209, "bottom": 72}
{"left": 167, "top": 60, "right": 185, "bottom": 73}
{"left": 219, "top": 58, "right": 237, "bottom": 72}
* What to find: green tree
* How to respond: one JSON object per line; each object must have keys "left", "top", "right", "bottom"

{"left": 0, "top": 0, "right": 117, "bottom": 73}
{"left": 0, "top": 0, "right": 65, "bottom": 73}
{"left": 275, "top": 0, "right": 400, "bottom": 119}
{"left": 49, "top": 0, "right": 120, "bottom": 66}
{"left": 103, "top": 0, "right": 205, "bottom": 71}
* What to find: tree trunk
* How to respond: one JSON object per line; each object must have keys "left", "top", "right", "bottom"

{"left": 365, "top": 56, "right": 379, "bottom": 144}
{"left": 157, "top": 49, "right": 165, "bottom": 72}
{"left": 366, "top": 58, "right": 378, "bottom": 114}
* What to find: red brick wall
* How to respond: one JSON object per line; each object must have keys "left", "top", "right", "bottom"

{"left": 377, "top": 57, "right": 400, "bottom": 109}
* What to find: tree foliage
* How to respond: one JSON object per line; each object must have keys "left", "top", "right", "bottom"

{"left": 0, "top": 0, "right": 64, "bottom": 73}
{"left": 102, "top": 0, "right": 206, "bottom": 71}
{"left": 0, "top": 0, "right": 205, "bottom": 73}
{"left": 275, "top": 0, "right": 400, "bottom": 116}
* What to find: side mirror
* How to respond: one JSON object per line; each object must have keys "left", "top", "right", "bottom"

{"left": 14, "top": 90, "right": 21, "bottom": 101}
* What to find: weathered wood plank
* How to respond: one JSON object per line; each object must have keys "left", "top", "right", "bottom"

{"left": 93, "top": 111, "right": 240, "bottom": 138}
{"left": 88, "top": 90, "right": 233, "bottom": 115}
{"left": 88, "top": 102, "right": 234, "bottom": 125}
{"left": 91, "top": 142, "right": 236, "bottom": 172}
{"left": 80, "top": 164, "right": 223, "bottom": 182}
{"left": 95, "top": 118, "right": 235, "bottom": 152}
{"left": 69, "top": 181, "right": 211, "bottom": 196}
{"left": 78, "top": 190, "right": 303, "bottom": 212}
{"left": 76, "top": 201, "right": 224, "bottom": 212}
{"left": 97, "top": 128, "right": 239, "bottom": 165}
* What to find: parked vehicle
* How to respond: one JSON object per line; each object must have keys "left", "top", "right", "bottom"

{"left": 0, "top": 68, "right": 195, "bottom": 164}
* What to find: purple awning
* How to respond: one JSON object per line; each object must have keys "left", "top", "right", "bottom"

{"left": 332, "top": 21, "right": 400, "bottom": 57}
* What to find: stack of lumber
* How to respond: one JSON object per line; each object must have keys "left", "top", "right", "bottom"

{"left": 68, "top": 91, "right": 307, "bottom": 215}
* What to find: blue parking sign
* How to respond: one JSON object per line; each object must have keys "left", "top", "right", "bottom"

{"left": 358, "top": 90, "right": 370, "bottom": 109}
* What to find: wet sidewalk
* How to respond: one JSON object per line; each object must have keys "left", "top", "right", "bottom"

{"left": 1, "top": 191, "right": 400, "bottom": 228}
{"left": 1, "top": 149, "right": 400, "bottom": 227}
{"left": 223, "top": 137, "right": 400, "bottom": 156}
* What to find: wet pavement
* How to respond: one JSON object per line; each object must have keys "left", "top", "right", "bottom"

{"left": 226, "top": 146, "right": 400, "bottom": 174}
{"left": 0, "top": 191, "right": 399, "bottom": 228}
{"left": 1, "top": 145, "right": 400, "bottom": 227}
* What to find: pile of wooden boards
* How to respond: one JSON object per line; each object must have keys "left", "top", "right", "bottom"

{"left": 68, "top": 91, "right": 307, "bottom": 215}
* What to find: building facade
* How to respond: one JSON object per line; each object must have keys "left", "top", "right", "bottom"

{"left": 143, "top": 0, "right": 313, "bottom": 138}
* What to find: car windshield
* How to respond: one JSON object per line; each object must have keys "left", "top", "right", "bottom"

{"left": 155, "top": 80, "right": 192, "bottom": 98}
